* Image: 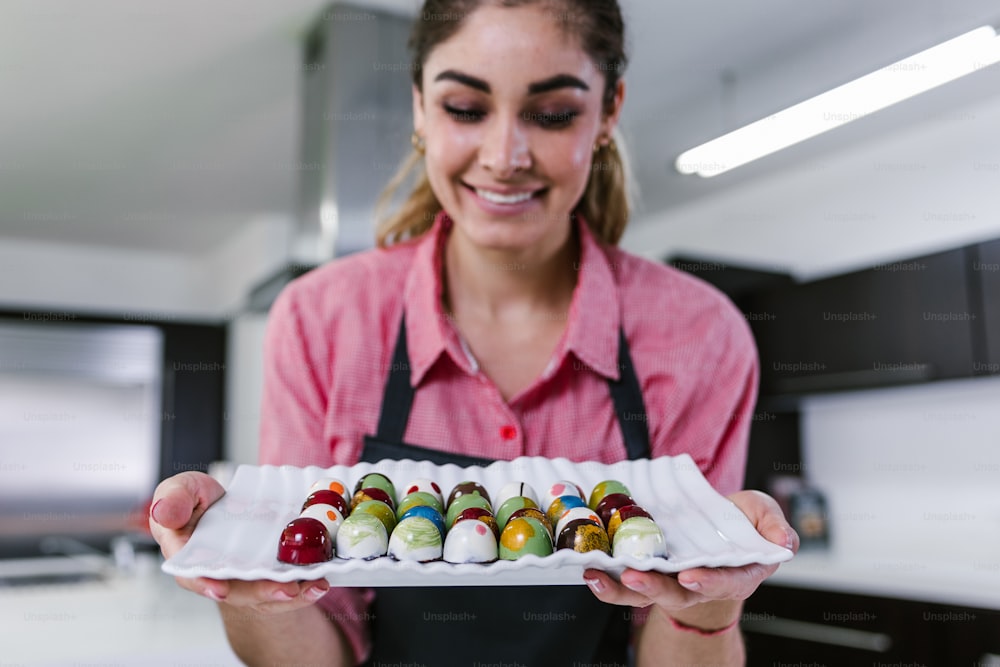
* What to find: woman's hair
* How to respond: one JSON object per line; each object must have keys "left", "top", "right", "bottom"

{"left": 374, "top": 0, "right": 632, "bottom": 248}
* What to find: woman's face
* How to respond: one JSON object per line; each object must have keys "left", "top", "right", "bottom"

{"left": 413, "top": 4, "right": 624, "bottom": 256}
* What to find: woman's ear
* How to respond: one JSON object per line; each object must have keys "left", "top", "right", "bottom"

{"left": 600, "top": 78, "right": 626, "bottom": 139}
{"left": 412, "top": 83, "right": 426, "bottom": 137}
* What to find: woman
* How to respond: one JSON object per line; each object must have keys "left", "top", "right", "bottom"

{"left": 150, "top": 1, "right": 798, "bottom": 665}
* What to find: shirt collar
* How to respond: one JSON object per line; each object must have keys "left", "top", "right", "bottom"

{"left": 403, "top": 210, "right": 459, "bottom": 387}
{"left": 560, "top": 213, "right": 622, "bottom": 381}
{"left": 403, "top": 210, "right": 622, "bottom": 387}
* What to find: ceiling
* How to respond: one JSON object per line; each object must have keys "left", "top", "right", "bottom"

{"left": 1, "top": 0, "right": 998, "bottom": 272}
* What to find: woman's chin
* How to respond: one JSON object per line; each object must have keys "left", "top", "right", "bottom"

{"left": 457, "top": 225, "right": 546, "bottom": 256}
{"left": 449, "top": 208, "right": 570, "bottom": 254}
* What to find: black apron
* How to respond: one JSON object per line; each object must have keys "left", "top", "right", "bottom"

{"left": 359, "top": 315, "right": 651, "bottom": 667}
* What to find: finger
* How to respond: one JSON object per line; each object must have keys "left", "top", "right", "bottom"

{"left": 222, "top": 579, "right": 331, "bottom": 611}
{"left": 150, "top": 471, "right": 226, "bottom": 532}
{"left": 729, "top": 490, "right": 799, "bottom": 553}
{"left": 618, "top": 569, "right": 704, "bottom": 609}
{"left": 149, "top": 473, "right": 226, "bottom": 559}
{"left": 176, "top": 577, "right": 331, "bottom": 609}
{"left": 677, "top": 561, "right": 778, "bottom": 601}
{"left": 582, "top": 569, "right": 652, "bottom": 607}
{"left": 151, "top": 526, "right": 191, "bottom": 561}
{"left": 223, "top": 579, "right": 299, "bottom": 605}
{"left": 583, "top": 568, "right": 703, "bottom": 610}
{"left": 174, "top": 575, "right": 231, "bottom": 602}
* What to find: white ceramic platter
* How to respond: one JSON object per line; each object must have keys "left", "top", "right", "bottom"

{"left": 162, "top": 455, "right": 793, "bottom": 586}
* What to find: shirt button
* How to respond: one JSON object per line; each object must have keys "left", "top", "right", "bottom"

{"left": 499, "top": 425, "right": 517, "bottom": 440}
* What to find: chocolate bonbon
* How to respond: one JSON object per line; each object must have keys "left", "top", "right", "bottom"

{"left": 279, "top": 473, "right": 667, "bottom": 566}
{"left": 336, "top": 513, "right": 389, "bottom": 560}
{"left": 498, "top": 516, "right": 553, "bottom": 560}
{"left": 277, "top": 517, "right": 333, "bottom": 564}
{"left": 388, "top": 516, "right": 443, "bottom": 562}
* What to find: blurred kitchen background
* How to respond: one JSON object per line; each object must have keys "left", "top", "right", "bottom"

{"left": 1, "top": 0, "right": 999, "bottom": 664}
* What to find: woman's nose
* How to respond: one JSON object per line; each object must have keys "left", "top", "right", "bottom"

{"left": 479, "top": 114, "right": 531, "bottom": 176}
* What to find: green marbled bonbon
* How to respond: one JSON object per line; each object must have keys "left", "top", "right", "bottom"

{"left": 336, "top": 512, "right": 389, "bottom": 559}
{"left": 396, "top": 491, "right": 444, "bottom": 520}
{"left": 498, "top": 516, "right": 553, "bottom": 560}
{"left": 353, "top": 499, "right": 397, "bottom": 535}
{"left": 611, "top": 516, "right": 667, "bottom": 558}
{"left": 392, "top": 516, "right": 442, "bottom": 551}
{"left": 588, "top": 480, "right": 631, "bottom": 510}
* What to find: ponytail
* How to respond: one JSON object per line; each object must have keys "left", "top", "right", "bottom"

{"left": 374, "top": 151, "right": 440, "bottom": 248}
{"left": 576, "top": 126, "right": 633, "bottom": 246}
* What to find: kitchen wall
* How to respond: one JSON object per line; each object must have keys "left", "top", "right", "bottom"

{"left": 800, "top": 375, "right": 1000, "bottom": 569}
{"left": 621, "top": 75, "right": 1000, "bottom": 283}
{"left": 0, "top": 215, "right": 292, "bottom": 319}
{"left": 224, "top": 312, "right": 269, "bottom": 465}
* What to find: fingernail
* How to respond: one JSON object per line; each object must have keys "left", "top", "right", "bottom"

{"left": 272, "top": 589, "right": 295, "bottom": 601}
{"left": 785, "top": 529, "right": 796, "bottom": 551}
{"left": 305, "top": 586, "right": 327, "bottom": 601}
{"left": 585, "top": 577, "right": 604, "bottom": 593}
{"left": 623, "top": 578, "right": 648, "bottom": 592}
{"left": 204, "top": 588, "right": 226, "bottom": 602}
{"left": 679, "top": 578, "right": 701, "bottom": 591}
{"left": 149, "top": 499, "right": 162, "bottom": 523}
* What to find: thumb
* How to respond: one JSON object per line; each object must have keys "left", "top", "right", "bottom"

{"left": 729, "top": 490, "right": 799, "bottom": 553}
{"left": 150, "top": 471, "right": 225, "bottom": 532}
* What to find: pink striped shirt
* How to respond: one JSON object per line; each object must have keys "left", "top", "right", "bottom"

{"left": 259, "top": 211, "right": 758, "bottom": 663}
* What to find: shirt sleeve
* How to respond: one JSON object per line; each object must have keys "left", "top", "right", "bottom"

{"left": 632, "top": 296, "right": 758, "bottom": 636}
{"left": 652, "top": 296, "right": 758, "bottom": 497}
{"left": 258, "top": 285, "right": 375, "bottom": 665}
{"left": 691, "top": 301, "right": 759, "bottom": 497}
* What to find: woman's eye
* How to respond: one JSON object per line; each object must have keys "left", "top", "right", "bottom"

{"left": 443, "top": 105, "right": 485, "bottom": 123}
{"left": 524, "top": 110, "right": 580, "bottom": 129}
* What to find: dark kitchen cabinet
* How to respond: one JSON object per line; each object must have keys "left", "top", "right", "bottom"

{"left": 973, "top": 238, "right": 1000, "bottom": 375}
{"left": 0, "top": 309, "right": 227, "bottom": 481}
{"left": 745, "top": 248, "right": 976, "bottom": 395}
{"left": 742, "top": 584, "right": 1000, "bottom": 666}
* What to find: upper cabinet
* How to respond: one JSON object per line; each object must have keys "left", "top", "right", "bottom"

{"left": 974, "top": 238, "right": 1000, "bottom": 375}
{"left": 673, "top": 237, "right": 1000, "bottom": 397}
{"left": 736, "top": 247, "right": 987, "bottom": 396}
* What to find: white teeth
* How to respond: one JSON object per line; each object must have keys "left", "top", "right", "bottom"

{"left": 475, "top": 188, "right": 535, "bottom": 205}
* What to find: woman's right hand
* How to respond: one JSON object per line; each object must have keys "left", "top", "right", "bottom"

{"left": 149, "top": 471, "right": 330, "bottom": 611}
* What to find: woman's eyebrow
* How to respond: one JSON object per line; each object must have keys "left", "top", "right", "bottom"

{"left": 528, "top": 74, "right": 590, "bottom": 95}
{"left": 433, "top": 70, "right": 590, "bottom": 94}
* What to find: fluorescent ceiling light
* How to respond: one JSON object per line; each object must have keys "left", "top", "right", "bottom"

{"left": 676, "top": 26, "right": 1000, "bottom": 178}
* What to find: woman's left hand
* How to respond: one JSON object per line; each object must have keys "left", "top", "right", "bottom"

{"left": 583, "top": 490, "right": 799, "bottom": 611}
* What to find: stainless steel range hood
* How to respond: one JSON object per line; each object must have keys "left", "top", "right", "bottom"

{"left": 250, "top": 2, "right": 414, "bottom": 309}
{"left": 297, "top": 1, "right": 414, "bottom": 263}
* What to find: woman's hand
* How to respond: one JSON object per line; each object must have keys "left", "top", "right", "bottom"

{"left": 149, "top": 471, "right": 330, "bottom": 612}
{"left": 583, "top": 490, "right": 798, "bottom": 614}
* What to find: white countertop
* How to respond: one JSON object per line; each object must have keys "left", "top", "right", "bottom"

{"left": 3, "top": 547, "right": 997, "bottom": 667}
{"left": 0, "top": 555, "right": 241, "bottom": 666}
{"left": 768, "top": 549, "right": 1000, "bottom": 611}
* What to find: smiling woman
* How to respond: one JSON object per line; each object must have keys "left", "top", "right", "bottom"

{"left": 376, "top": 0, "right": 631, "bottom": 250}
{"left": 148, "top": 2, "right": 797, "bottom": 666}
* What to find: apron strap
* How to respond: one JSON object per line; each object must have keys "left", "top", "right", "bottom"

{"left": 373, "top": 314, "right": 414, "bottom": 444}
{"left": 608, "top": 327, "right": 652, "bottom": 460}
{"left": 374, "top": 314, "right": 651, "bottom": 460}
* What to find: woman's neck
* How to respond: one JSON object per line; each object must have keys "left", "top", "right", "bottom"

{"left": 442, "top": 220, "right": 580, "bottom": 325}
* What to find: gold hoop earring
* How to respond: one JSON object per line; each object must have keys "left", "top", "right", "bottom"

{"left": 594, "top": 137, "right": 616, "bottom": 154}
{"left": 411, "top": 131, "right": 426, "bottom": 155}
